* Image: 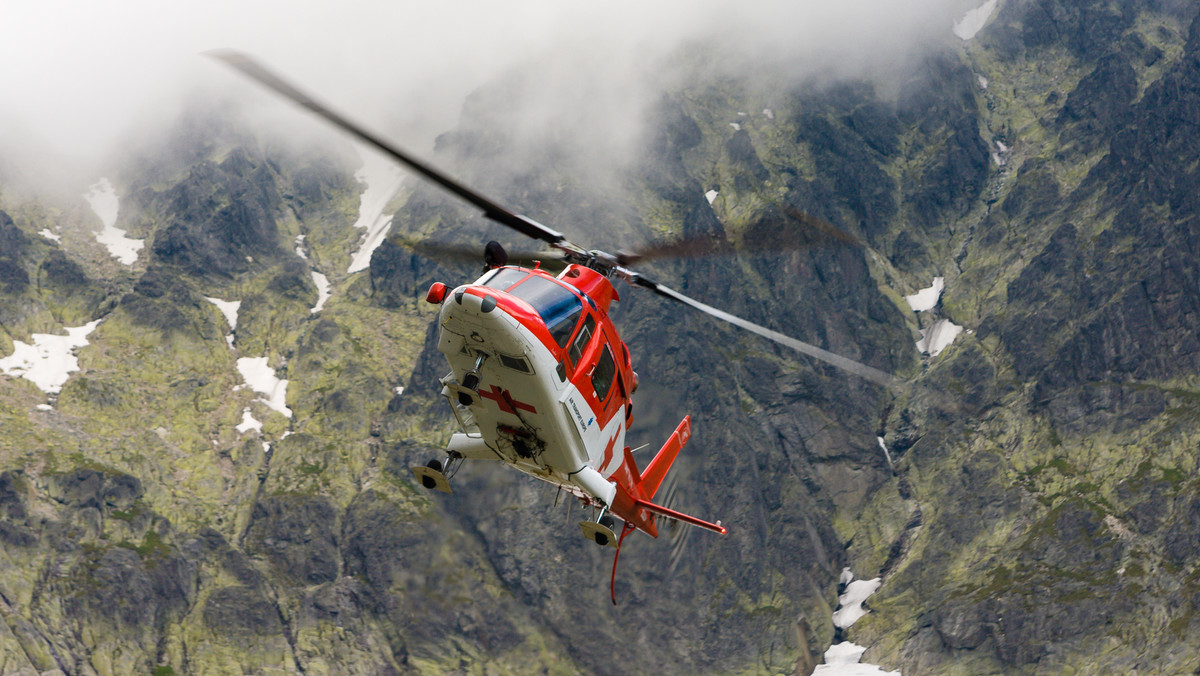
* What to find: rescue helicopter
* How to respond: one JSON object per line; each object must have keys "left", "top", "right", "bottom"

{"left": 211, "top": 51, "right": 901, "bottom": 602}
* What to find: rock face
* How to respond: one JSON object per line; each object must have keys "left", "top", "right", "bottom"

{"left": 3, "top": 2, "right": 1200, "bottom": 673}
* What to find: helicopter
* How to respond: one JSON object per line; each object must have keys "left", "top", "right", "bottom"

{"left": 210, "top": 50, "right": 901, "bottom": 603}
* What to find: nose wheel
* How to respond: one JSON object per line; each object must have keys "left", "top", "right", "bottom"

{"left": 459, "top": 352, "right": 487, "bottom": 401}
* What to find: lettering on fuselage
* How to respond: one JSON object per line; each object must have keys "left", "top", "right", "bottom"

{"left": 567, "top": 395, "right": 591, "bottom": 433}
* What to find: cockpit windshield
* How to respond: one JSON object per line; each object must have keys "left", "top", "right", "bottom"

{"left": 481, "top": 267, "right": 529, "bottom": 290}
{"left": 507, "top": 275, "right": 583, "bottom": 348}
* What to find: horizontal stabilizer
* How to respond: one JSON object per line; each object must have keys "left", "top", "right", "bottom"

{"left": 634, "top": 498, "right": 726, "bottom": 534}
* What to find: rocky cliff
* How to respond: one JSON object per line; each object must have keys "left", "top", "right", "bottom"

{"left": 2, "top": 1, "right": 1200, "bottom": 674}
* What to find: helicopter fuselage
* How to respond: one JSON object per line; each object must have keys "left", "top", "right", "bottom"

{"left": 434, "top": 263, "right": 636, "bottom": 508}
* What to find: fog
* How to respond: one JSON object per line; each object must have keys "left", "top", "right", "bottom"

{"left": 0, "top": 0, "right": 984, "bottom": 180}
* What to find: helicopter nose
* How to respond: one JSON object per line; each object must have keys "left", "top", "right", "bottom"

{"left": 443, "top": 289, "right": 527, "bottom": 363}
{"left": 446, "top": 289, "right": 520, "bottom": 344}
{"left": 453, "top": 289, "right": 499, "bottom": 315}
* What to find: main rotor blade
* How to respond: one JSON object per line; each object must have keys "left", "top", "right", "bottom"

{"left": 394, "top": 237, "right": 565, "bottom": 268}
{"left": 619, "top": 208, "right": 860, "bottom": 266}
{"left": 206, "top": 49, "right": 570, "bottom": 249}
{"left": 630, "top": 275, "right": 901, "bottom": 391}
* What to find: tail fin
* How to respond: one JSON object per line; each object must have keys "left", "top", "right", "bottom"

{"left": 637, "top": 415, "right": 691, "bottom": 499}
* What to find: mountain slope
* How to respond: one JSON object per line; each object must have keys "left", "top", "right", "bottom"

{"left": 3, "top": 1, "right": 1200, "bottom": 673}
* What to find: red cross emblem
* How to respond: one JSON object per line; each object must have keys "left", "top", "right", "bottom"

{"left": 477, "top": 385, "right": 537, "bottom": 415}
{"left": 600, "top": 432, "right": 619, "bottom": 473}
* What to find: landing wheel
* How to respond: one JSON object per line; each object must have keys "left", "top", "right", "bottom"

{"left": 412, "top": 458, "right": 452, "bottom": 494}
{"left": 461, "top": 372, "right": 480, "bottom": 392}
{"left": 595, "top": 515, "right": 618, "bottom": 545}
{"left": 581, "top": 515, "right": 620, "bottom": 547}
{"left": 421, "top": 459, "right": 443, "bottom": 490}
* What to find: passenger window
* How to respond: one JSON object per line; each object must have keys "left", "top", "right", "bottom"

{"left": 592, "top": 345, "right": 616, "bottom": 402}
{"left": 499, "top": 353, "right": 531, "bottom": 374}
{"left": 569, "top": 315, "right": 596, "bottom": 365}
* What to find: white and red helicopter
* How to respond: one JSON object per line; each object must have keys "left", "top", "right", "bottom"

{"left": 212, "top": 51, "right": 900, "bottom": 602}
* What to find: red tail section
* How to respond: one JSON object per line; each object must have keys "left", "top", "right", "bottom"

{"left": 637, "top": 415, "right": 691, "bottom": 499}
{"left": 607, "top": 415, "right": 725, "bottom": 605}
{"left": 615, "top": 415, "right": 725, "bottom": 536}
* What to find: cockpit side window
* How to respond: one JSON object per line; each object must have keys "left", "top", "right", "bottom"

{"left": 568, "top": 315, "right": 596, "bottom": 366}
{"left": 592, "top": 344, "right": 616, "bottom": 402}
{"left": 549, "top": 307, "right": 583, "bottom": 348}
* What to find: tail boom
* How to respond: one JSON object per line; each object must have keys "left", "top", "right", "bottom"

{"left": 608, "top": 415, "right": 725, "bottom": 537}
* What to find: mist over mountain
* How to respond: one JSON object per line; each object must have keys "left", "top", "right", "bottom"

{"left": 4, "top": 0, "right": 1200, "bottom": 673}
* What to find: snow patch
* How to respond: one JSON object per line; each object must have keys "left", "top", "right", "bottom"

{"left": 394, "top": 386, "right": 405, "bottom": 396}
{"left": 904, "top": 278, "right": 943, "bottom": 312}
{"left": 729, "top": 122, "right": 742, "bottom": 131}
{"left": 763, "top": 108, "right": 775, "bottom": 120}
{"left": 823, "top": 641, "right": 868, "bottom": 665}
{"left": 205, "top": 297, "right": 240, "bottom": 348}
{"left": 877, "top": 437, "right": 894, "bottom": 467}
{"left": 833, "top": 576, "right": 881, "bottom": 630}
{"left": 84, "top": 178, "right": 143, "bottom": 265}
{"left": 39, "top": 229, "right": 61, "bottom": 242}
{"left": 295, "top": 234, "right": 308, "bottom": 259}
{"left": 813, "top": 642, "right": 901, "bottom": 675}
{"left": 992, "top": 140, "right": 1011, "bottom": 166}
{"left": 815, "top": 570, "right": 901, "bottom": 675}
{"left": 0, "top": 319, "right": 102, "bottom": 394}
{"left": 236, "top": 357, "right": 292, "bottom": 418}
{"left": 839, "top": 567, "right": 855, "bottom": 586}
{"left": 236, "top": 407, "right": 263, "bottom": 434}
{"left": 83, "top": 179, "right": 119, "bottom": 228}
{"left": 953, "top": 0, "right": 998, "bottom": 40}
{"left": 916, "top": 319, "right": 963, "bottom": 357}
{"left": 977, "top": 74, "right": 989, "bottom": 90}
{"left": 347, "top": 149, "right": 404, "bottom": 274}
{"left": 310, "top": 272, "right": 331, "bottom": 314}
{"left": 705, "top": 189, "right": 719, "bottom": 205}
{"left": 205, "top": 297, "right": 240, "bottom": 330}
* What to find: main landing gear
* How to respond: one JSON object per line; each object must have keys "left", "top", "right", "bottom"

{"left": 411, "top": 453, "right": 462, "bottom": 494}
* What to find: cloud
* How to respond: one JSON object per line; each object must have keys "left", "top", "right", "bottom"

{"left": 0, "top": 0, "right": 981, "bottom": 174}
